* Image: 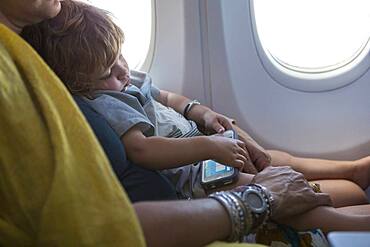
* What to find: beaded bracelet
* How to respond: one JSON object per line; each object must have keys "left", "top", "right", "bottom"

{"left": 209, "top": 192, "right": 243, "bottom": 242}
{"left": 209, "top": 191, "right": 254, "bottom": 242}
{"left": 209, "top": 184, "right": 273, "bottom": 242}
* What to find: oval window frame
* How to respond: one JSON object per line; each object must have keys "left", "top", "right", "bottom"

{"left": 250, "top": 0, "right": 370, "bottom": 92}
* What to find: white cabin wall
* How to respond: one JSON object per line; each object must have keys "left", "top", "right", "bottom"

{"left": 149, "top": 0, "right": 370, "bottom": 160}
{"left": 207, "top": 0, "right": 370, "bottom": 160}
{"left": 149, "top": 0, "right": 209, "bottom": 104}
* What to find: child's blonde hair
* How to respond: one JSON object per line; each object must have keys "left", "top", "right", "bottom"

{"left": 22, "top": 0, "right": 124, "bottom": 94}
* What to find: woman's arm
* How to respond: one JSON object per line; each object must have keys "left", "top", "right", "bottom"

{"left": 134, "top": 199, "right": 231, "bottom": 247}
{"left": 121, "top": 126, "right": 248, "bottom": 170}
{"left": 134, "top": 166, "right": 334, "bottom": 247}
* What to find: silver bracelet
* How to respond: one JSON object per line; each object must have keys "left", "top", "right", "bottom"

{"left": 227, "top": 192, "right": 253, "bottom": 236}
{"left": 183, "top": 100, "right": 200, "bottom": 119}
{"left": 221, "top": 192, "right": 246, "bottom": 242}
{"left": 209, "top": 191, "right": 253, "bottom": 242}
{"left": 209, "top": 184, "right": 273, "bottom": 242}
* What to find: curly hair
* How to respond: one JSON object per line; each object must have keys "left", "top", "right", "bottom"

{"left": 21, "top": 0, "right": 124, "bottom": 95}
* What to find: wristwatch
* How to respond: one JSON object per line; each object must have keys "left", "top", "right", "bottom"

{"left": 232, "top": 184, "right": 271, "bottom": 231}
{"left": 208, "top": 184, "right": 273, "bottom": 242}
{"left": 183, "top": 100, "right": 200, "bottom": 119}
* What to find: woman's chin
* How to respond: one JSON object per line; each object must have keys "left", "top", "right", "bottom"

{"left": 44, "top": 0, "right": 62, "bottom": 19}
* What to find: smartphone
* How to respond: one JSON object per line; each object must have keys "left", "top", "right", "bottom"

{"left": 201, "top": 130, "right": 239, "bottom": 190}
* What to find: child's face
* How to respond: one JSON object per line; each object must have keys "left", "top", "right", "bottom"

{"left": 96, "top": 55, "right": 130, "bottom": 91}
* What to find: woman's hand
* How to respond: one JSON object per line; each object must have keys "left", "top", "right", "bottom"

{"left": 208, "top": 135, "right": 248, "bottom": 170}
{"left": 232, "top": 124, "right": 271, "bottom": 173}
{"left": 202, "top": 110, "right": 234, "bottom": 134}
{"left": 252, "top": 166, "right": 333, "bottom": 221}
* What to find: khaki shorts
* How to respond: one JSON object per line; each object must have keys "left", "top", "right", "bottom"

{"left": 161, "top": 162, "right": 206, "bottom": 199}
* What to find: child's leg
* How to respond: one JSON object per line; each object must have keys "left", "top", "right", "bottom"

{"left": 281, "top": 205, "right": 370, "bottom": 232}
{"left": 336, "top": 204, "right": 370, "bottom": 215}
{"left": 232, "top": 173, "right": 367, "bottom": 206}
{"left": 214, "top": 173, "right": 370, "bottom": 232}
{"left": 212, "top": 172, "right": 368, "bottom": 207}
{"left": 268, "top": 150, "right": 370, "bottom": 189}
{"left": 310, "top": 179, "right": 368, "bottom": 207}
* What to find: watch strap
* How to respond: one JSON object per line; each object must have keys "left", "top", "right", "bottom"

{"left": 183, "top": 100, "right": 200, "bottom": 119}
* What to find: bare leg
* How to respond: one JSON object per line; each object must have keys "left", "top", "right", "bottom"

{"left": 310, "top": 179, "right": 368, "bottom": 207}
{"left": 231, "top": 173, "right": 368, "bottom": 207}
{"left": 336, "top": 204, "right": 370, "bottom": 215}
{"left": 210, "top": 172, "right": 368, "bottom": 207}
{"left": 214, "top": 174, "right": 370, "bottom": 232}
{"left": 211, "top": 173, "right": 370, "bottom": 232}
{"left": 268, "top": 150, "right": 370, "bottom": 189}
{"left": 281, "top": 205, "right": 370, "bottom": 233}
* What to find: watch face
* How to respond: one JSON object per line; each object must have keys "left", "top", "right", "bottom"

{"left": 244, "top": 190, "right": 267, "bottom": 214}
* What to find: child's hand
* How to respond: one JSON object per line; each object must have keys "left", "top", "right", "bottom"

{"left": 208, "top": 135, "right": 248, "bottom": 170}
{"left": 203, "top": 110, "right": 235, "bottom": 134}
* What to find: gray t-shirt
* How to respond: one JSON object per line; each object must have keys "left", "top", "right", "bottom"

{"left": 84, "top": 70, "right": 199, "bottom": 138}
{"left": 83, "top": 70, "right": 205, "bottom": 199}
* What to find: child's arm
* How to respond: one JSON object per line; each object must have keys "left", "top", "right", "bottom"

{"left": 157, "top": 90, "right": 271, "bottom": 173}
{"left": 121, "top": 125, "right": 248, "bottom": 170}
{"left": 157, "top": 90, "right": 233, "bottom": 134}
{"left": 156, "top": 89, "right": 189, "bottom": 116}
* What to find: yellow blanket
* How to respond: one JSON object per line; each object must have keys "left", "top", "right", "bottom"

{"left": 0, "top": 24, "right": 145, "bottom": 246}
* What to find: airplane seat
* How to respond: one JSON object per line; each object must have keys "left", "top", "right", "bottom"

{"left": 73, "top": 95, "right": 178, "bottom": 203}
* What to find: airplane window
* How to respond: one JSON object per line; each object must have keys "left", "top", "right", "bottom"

{"left": 253, "top": 0, "right": 370, "bottom": 74}
{"left": 88, "top": 0, "right": 153, "bottom": 70}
